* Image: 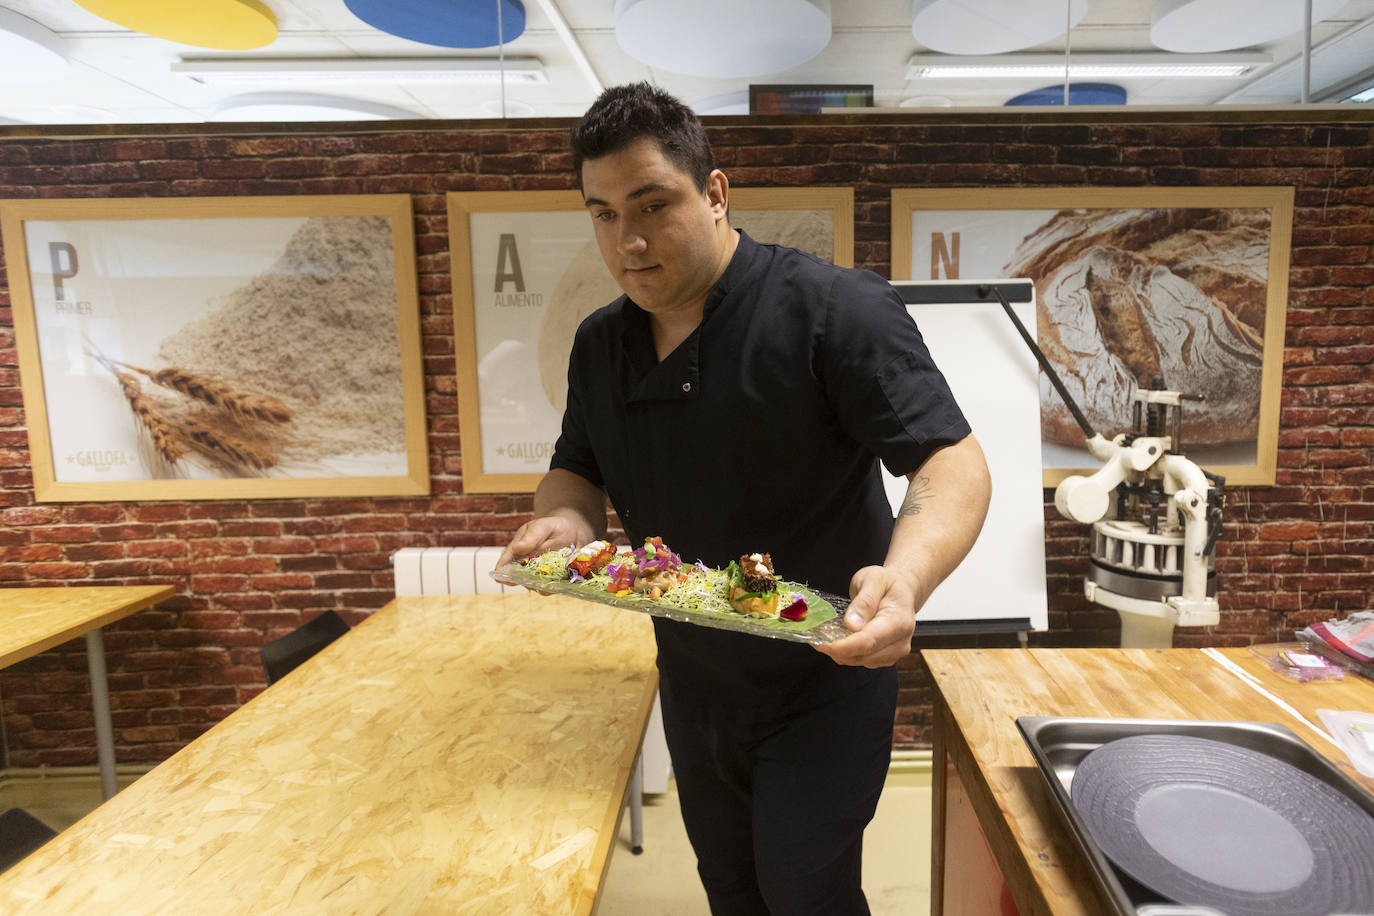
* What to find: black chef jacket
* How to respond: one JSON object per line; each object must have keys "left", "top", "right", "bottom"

{"left": 550, "top": 231, "right": 971, "bottom": 719}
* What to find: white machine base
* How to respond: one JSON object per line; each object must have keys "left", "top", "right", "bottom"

{"left": 1085, "top": 581, "right": 1220, "bottom": 649}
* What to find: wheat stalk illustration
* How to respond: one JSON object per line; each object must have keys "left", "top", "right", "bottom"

{"left": 167, "top": 410, "right": 277, "bottom": 472}
{"left": 86, "top": 343, "right": 286, "bottom": 478}
{"left": 110, "top": 369, "right": 189, "bottom": 465}
{"left": 115, "top": 362, "right": 291, "bottom": 424}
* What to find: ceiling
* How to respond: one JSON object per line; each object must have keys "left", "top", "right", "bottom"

{"left": 2, "top": 0, "right": 1374, "bottom": 126}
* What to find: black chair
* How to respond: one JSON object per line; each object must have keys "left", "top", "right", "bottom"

{"left": 0, "top": 807, "right": 58, "bottom": 872}
{"left": 258, "top": 610, "right": 351, "bottom": 685}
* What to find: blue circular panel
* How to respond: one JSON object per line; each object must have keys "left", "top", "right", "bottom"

{"left": 344, "top": 0, "right": 525, "bottom": 48}
{"left": 1006, "top": 82, "right": 1127, "bottom": 106}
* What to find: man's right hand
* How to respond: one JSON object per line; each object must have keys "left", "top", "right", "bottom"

{"left": 495, "top": 514, "right": 595, "bottom": 570}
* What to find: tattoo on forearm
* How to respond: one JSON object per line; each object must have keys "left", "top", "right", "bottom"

{"left": 899, "top": 475, "right": 934, "bottom": 517}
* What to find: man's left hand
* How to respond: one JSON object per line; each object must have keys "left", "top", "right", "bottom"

{"left": 812, "top": 565, "right": 922, "bottom": 668}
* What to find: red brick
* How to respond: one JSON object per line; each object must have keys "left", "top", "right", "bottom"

{"left": 3, "top": 506, "right": 61, "bottom": 526}
{"left": 249, "top": 574, "right": 313, "bottom": 590}
{"left": 315, "top": 535, "right": 380, "bottom": 553}
{"left": 31, "top": 525, "right": 100, "bottom": 543}
{"left": 250, "top": 536, "right": 314, "bottom": 555}
{"left": 24, "top": 562, "right": 92, "bottom": 579}
{"left": 127, "top": 540, "right": 189, "bottom": 558}
{"left": 1257, "top": 521, "right": 1320, "bottom": 541}
{"left": 190, "top": 538, "right": 251, "bottom": 558}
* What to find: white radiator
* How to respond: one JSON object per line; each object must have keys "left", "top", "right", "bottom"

{"left": 391, "top": 546, "right": 672, "bottom": 795}
{"left": 392, "top": 546, "right": 509, "bottom": 596}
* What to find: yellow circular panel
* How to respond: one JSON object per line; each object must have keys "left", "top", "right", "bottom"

{"left": 75, "top": 0, "right": 277, "bottom": 50}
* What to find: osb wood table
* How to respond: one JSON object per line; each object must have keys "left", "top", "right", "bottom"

{"left": 923, "top": 647, "right": 1374, "bottom": 916}
{"left": 0, "top": 593, "right": 658, "bottom": 915}
{"left": 0, "top": 585, "right": 175, "bottom": 799}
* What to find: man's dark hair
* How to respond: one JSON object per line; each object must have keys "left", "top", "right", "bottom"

{"left": 570, "top": 82, "right": 715, "bottom": 192}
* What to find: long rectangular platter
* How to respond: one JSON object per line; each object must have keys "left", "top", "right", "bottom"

{"left": 491, "top": 562, "right": 851, "bottom": 645}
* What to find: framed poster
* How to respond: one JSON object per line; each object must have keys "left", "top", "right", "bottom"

{"left": 892, "top": 187, "right": 1293, "bottom": 487}
{"left": 449, "top": 187, "right": 854, "bottom": 493}
{"left": 1, "top": 194, "right": 430, "bottom": 502}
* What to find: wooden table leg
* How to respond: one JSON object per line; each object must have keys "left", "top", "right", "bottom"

{"left": 932, "top": 694, "right": 1016, "bottom": 916}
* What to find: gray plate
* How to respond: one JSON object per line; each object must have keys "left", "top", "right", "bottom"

{"left": 1016, "top": 717, "right": 1374, "bottom": 916}
{"left": 1072, "top": 734, "right": 1374, "bottom": 915}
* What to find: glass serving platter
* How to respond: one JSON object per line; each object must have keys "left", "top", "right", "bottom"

{"left": 491, "top": 562, "right": 852, "bottom": 645}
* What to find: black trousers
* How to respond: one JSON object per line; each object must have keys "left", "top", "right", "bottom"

{"left": 658, "top": 669, "right": 899, "bottom": 916}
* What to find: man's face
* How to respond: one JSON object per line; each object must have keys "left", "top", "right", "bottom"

{"left": 581, "top": 136, "right": 729, "bottom": 319}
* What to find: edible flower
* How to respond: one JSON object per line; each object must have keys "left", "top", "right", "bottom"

{"left": 606, "top": 562, "right": 636, "bottom": 594}
{"left": 780, "top": 596, "right": 808, "bottom": 621}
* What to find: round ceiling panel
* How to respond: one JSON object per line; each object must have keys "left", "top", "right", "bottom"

{"left": 73, "top": 0, "right": 277, "bottom": 50}
{"left": 210, "top": 92, "right": 424, "bottom": 122}
{"left": 344, "top": 0, "right": 526, "bottom": 48}
{"left": 0, "top": 8, "right": 70, "bottom": 84}
{"left": 1005, "top": 82, "right": 1127, "bottom": 105}
{"left": 1151, "top": 0, "right": 1345, "bottom": 52}
{"left": 912, "top": 0, "right": 1090, "bottom": 55}
{"left": 615, "top": 0, "right": 831, "bottom": 78}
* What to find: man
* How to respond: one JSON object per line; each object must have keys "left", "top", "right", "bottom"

{"left": 498, "top": 82, "right": 991, "bottom": 915}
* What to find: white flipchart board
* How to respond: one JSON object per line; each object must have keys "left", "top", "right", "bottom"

{"left": 886, "top": 280, "right": 1048, "bottom": 633}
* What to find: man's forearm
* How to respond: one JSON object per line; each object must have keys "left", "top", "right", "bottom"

{"left": 886, "top": 434, "right": 992, "bottom": 611}
{"left": 533, "top": 468, "right": 610, "bottom": 543}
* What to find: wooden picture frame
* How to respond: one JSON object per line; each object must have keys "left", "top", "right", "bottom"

{"left": 1, "top": 194, "right": 429, "bottom": 501}
{"left": 449, "top": 187, "right": 854, "bottom": 493}
{"left": 892, "top": 187, "right": 1293, "bottom": 487}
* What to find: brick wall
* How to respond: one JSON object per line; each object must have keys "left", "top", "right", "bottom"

{"left": 2, "top": 112, "right": 1372, "bottom": 763}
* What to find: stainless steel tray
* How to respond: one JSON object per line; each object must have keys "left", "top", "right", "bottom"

{"left": 1015, "top": 716, "right": 1374, "bottom": 916}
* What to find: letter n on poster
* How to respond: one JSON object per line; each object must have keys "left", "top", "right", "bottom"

{"left": 448, "top": 189, "right": 853, "bottom": 493}
{"left": 891, "top": 187, "right": 1292, "bottom": 487}
{"left": 0, "top": 195, "right": 430, "bottom": 501}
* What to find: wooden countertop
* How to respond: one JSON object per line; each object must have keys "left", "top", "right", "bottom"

{"left": 924, "top": 647, "right": 1374, "bottom": 916}
{"left": 0, "top": 585, "right": 175, "bottom": 668}
{"left": 0, "top": 594, "right": 659, "bottom": 914}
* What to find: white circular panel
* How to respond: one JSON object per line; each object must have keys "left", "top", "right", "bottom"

{"left": 0, "top": 8, "right": 71, "bottom": 85}
{"left": 911, "top": 0, "right": 1090, "bottom": 55}
{"left": 481, "top": 98, "right": 536, "bottom": 117}
{"left": 615, "top": 0, "right": 831, "bottom": 78}
{"left": 210, "top": 92, "right": 423, "bottom": 122}
{"left": 1151, "top": 0, "right": 1345, "bottom": 52}
{"left": 691, "top": 91, "right": 750, "bottom": 115}
{"left": 899, "top": 95, "right": 954, "bottom": 107}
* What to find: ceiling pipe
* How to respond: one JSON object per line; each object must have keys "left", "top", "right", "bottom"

{"left": 529, "top": 0, "right": 603, "bottom": 96}
{"left": 1214, "top": 12, "right": 1374, "bottom": 103}
{"left": 1303, "top": 0, "right": 1312, "bottom": 102}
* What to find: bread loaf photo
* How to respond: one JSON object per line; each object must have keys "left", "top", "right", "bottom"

{"left": 1003, "top": 207, "right": 1268, "bottom": 449}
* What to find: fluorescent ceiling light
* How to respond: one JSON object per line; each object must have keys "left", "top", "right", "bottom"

{"left": 174, "top": 57, "right": 546, "bottom": 85}
{"left": 907, "top": 53, "right": 1268, "bottom": 79}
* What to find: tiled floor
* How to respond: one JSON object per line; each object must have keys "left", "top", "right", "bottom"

{"left": 599, "top": 775, "right": 933, "bottom": 916}
{"left": 1, "top": 767, "right": 933, "bottom": 914}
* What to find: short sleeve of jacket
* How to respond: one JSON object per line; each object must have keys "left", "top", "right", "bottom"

{"left": 548, "top": 317, "right": 605, "bottom": 488}
{"left": 820, "top": 268, "right": 971, "bottom": 477}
